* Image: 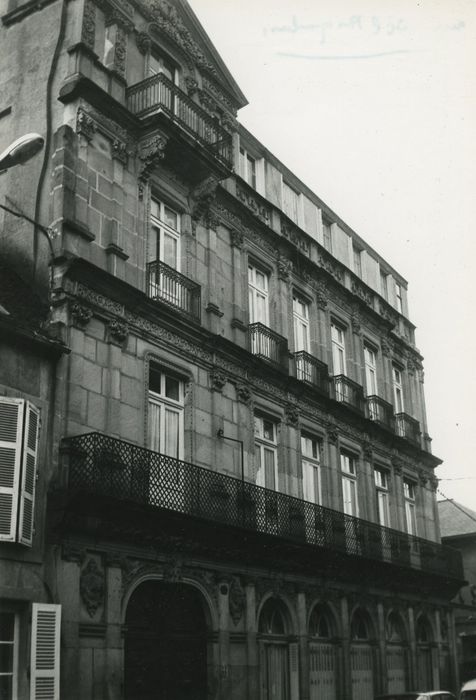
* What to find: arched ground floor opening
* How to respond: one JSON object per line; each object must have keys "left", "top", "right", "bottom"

{"left": 124, "top": 580, "right": 209, "bottom": 700}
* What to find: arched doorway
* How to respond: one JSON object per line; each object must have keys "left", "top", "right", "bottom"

{"left": 350, "top": 608, "right": 375, "bottom": 700}
{"left": 124, "top": 581, "right": 209, "bottom": 700}
{"left": 308, "top": 603, "right": 338, "bottom": 700}
{"left": 258, "top": 598, "right": 299, "bottom": 700}
{"left": 416, "top": 615, "right": 434, "bottom": 690}
{"left": 386, "top": 612, "right": 409, "bottom": 693}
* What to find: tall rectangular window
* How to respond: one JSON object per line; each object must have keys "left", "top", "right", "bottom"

{"left": 0, "top": 613, "right": 18, "bottom": 699}
{"left": 331, "top": 322, "right": 346, "bottom": 376}
{"left": 148, "top": 52, "right": 176, "bottom": 82}
{"left": 395, "top": 282, "right": 403, "bottom": 313}
{"left": 283, "top": 181, "right": 300, "bottom": 224}
{"left": 239, "top": 147, "right": 257, "bottom": 189}
{"left": 248, "top": 263, "right": 269, "bottom": 325}
{"left": 340, "top": 451, "right": 358, "bottom": 516}
{"left": 403, "top": 479, "right": 417, "bottom": 535}
{"left": 150, "top": 199, "right": 181, "bottom": 270}
{"left": 254, "top": 415, "right": 278, "bottom": 490}
{"left": 374, "top": 467, "right": 390, "bottom": 527}
{"left": 301, "top": 434, "right": 321, "bottom": 505}
{"left": 322, "top": 219, "right": 332, "bottom": 251}
{"left": 364, "top": 345, "right": 378, "bottom": 396}
{"left": 293, "top": 294, "right": 310, "bottom": 353}
{"left": 148, "top": 366, "right": 184, "bottom": 459}
{"left": 353, "top": 245, "right": 362, "bottom": 278}
{"left": 392, "top": 365, "right": 404, "bottom": 413}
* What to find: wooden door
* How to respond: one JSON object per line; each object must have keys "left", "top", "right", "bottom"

{"left": 309, "top": 642, "right": 337, "bottom": 700}
{"left": 350, "top": 644, "right": 374, "bottom": 700}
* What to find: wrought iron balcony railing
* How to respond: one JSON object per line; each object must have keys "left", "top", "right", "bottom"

{"left": 395, "top": 413, "right": 421, "bottom": 446}
{"left": 61, "top": 433, "right": 463, "bottom": 580}
{"left": 126, "top": 73, "right": 233, "bottom": 169}
{"left": 366, "top": 395, "right": 395, "bottom": 430}
{"left": 331, "top": 375, "right": 365, "bottom": 414}
{"left": 248, "top": 322, "right": 288, "bottom": 371}
{"left": 147, "top": 260, "right": 201, "bottom": 321}
{"left": 294, "top": 351, "right": 329, "bottom": 395}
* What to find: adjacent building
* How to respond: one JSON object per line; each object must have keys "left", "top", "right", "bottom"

{"left": 0, "top": 0, "right": 464, "bottom": 698}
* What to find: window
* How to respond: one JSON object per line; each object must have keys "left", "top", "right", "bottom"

{"left": 353, "top": 245, "right": 362, "bottom": 278}
{"left": 403, "top": 479, "right": 417, "bottom": 535}
{"left": 248, "top": 263, "right": 269, "bottom": 325}
{"left": 30, "top": 604, "right": 61, "bottom": 700}
{"left": 364, "top": 345, "right": 378, "bottom": 397}
{"left": 331, "top": 322, "right": 346, "bottom": 376}
{"left": 392, "top": 365, "right": 404, "bottom": 413}
{"left": 374, "top": 467, "right": 390, "bottom": 527}
{"left": 340, "top": 451, "right": 358, "bottom": 516}
{"left": 380, "top": 271, "right": 388, "bottom": 300}
{"left": 395, "top": 282, "right": 403, "bottom": 313}
{"left": 148, "top": 51, "right": 176, "bottom": 82}
{"left": 254, "top": 414, "right": 278, "bottom": 490}
{"left": 239, "top": 147, "right": 256, "bottom": 189}
{"left": 322, "top": 218, "right": 332, "bottom": 251}
{"left": 301, "top": 434, "right": 321, "bottom": 505}
{"left": 150, "top": 199, "right": 181, "bottom": 270}
{"left": 148, "top": 366, "right": 184, "bottom": 459}
{"left": 293, "top": 294, "right": 310, "bottom": 353}
{"left": 0, "top": 612, "right": 18, "bottom": 699}
{"left": 0, "top": 398, "right": 39, "bottom": 546}
{"left": 283, "top": 181, "right": 300, "bottom": 224}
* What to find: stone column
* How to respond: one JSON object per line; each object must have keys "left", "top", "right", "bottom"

{"left": 297, "top": 591, "right": 309, "bottom": 700}
{"left": 350, "top": 311, "right": 363, "bottom": 385}
{"left": 377, "top": 601, "right": 387, "bottom": 695}
{"left": 57, "top": 547, "right": 81, "bottom": 700}
{"left": 277, "top": 258, "right": 292, "bottom": 339}
{"left": 218, "top": 580, "right": 231, "bottom": 699}
{"left": 230, "top": 232, "right": 247, "bottom": 348}
{"left": 408, "top": 605, "right": 417, "bottom": 688}
{"left": 447, "top": 608, "right": 460, "bottom": 693}
{"left": 245, "top": 581, "right": 259, "bottom": 700}
{"left": 340, "top": 596, "right": 352, "bottom": 699}
{"left": 105, "top": 555, "right": 123, "bottom": 700}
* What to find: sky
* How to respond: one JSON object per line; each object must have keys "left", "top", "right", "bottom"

{"left": 190, "top": 0, "right": 476, "bottom": 510}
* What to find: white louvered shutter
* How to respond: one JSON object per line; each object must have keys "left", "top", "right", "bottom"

{"left": 18, "top": 402, "right": 40, "bottom": 545}
{"left": 0, "top": 398, "right": 25, "bottom": 541}
{"left": 30, "top": 603, "right": 61, "bottom": 700}
{"left": 289, "top": 642, "right": 300, "bottom": 700}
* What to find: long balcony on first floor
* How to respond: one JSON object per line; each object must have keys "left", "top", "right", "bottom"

{"left": 126, "top": 73, "right": 233, "bottom": 172}
{"left": 60, "top": 433, "right": 463, "bottom": 582}
{"left": 147, "top": 260, "right": 201, "bottom": 322}
{"left": 248, "top": 322, "right": 288, "bottom": 371}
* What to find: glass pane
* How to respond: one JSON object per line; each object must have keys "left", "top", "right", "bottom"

{"left": 165, "top": 375, "right": 180, "bottom": 401}
{"left": 256, "top": 270, "right": 266, "bottom": 290}
{"left": 0, "top": 644, "right": 13, "bottom": 672}
{"left": 151, "top": 199, "right": 160, "bottom": 218}
{"left": 164, "top": 409, "right": 180, "bottom": 458}
{"left": 263, "top": 420, "right": 275, "bottom": 441}
{"left": 0, "top": 675, "right": 12, "bottom": 698}
{"left": 164, "top": 206, "right": 178, "bottom": 230}
{"left": 148, "top": 401, "right": 161, "bottom": 452}
{"left": 0, "top": 616, "right": 14, "bottom": 642}
{"left": 163, "top": 232, "right": 178, "bottom": 268}
{"left": 264, "top": 448, "right": 276, "bottom": 489}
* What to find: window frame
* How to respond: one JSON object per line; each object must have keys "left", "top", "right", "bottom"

{"left": 239, "top": 146, "right": 257, "bottom": 189}
{"left": 363, "top": 343, "right": 378, "bottom": 397}
{"left": 395, "top": 282, "right": 403, "bottom": 313}
{"left": 292, "top": 292, "right": 310, "bottom": 353}
{"left": 374, "top": 466, "right": 391, "bottom": 527}
{"left": 301, "top": 433, "right": 322, "bottom": 505}
{"left": 148, "top": 366, "right": 185, "bottom": 460}
{"left": 0, "top": 611, "right": 19, "bottom": 700}
{"left": 392, "top": 364, "right": 405, "bottom": 413}
{"left": 150, "top": 198, "right": 181, "bottom": 271}
{"left": 340, "top": 450, "right": 359, "bottom": 517}
{"left": 403, "top": 478, "right": 417, "bottom": 535}
{"left": 147, "top": 49, "right": 178, "bottom": 83}
{"left": 248, "top": 262, "right": 270, "bottom": 326}
{"left": 254, "top": 413, "right": 279, "bottom": 490}
{"left": 331, "top": 321, "right": 347, "bottom": 376}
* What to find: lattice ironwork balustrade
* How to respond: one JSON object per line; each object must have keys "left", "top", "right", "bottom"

{"left": 395, "top": 413, "right": 421, "bottom": 446}
{"left": 366, "top": 395, "right": 395, "bottom": 430}
{"left": 331, "top": 375, "right": 365, "bottom": 413}
{"left": 248, "top": 322, "right": 288, "bottom": 370}
{"left": 147, "top": 260, "right": 201, "bottom": 321}
{"left": 294, "top": 351, "right": 329, "bottom": 394}
{"left": 126, "top": 73, "right": 233, "bottom": 168}
{"left": 61, "top": 433, "right": 463, "bottom": 580}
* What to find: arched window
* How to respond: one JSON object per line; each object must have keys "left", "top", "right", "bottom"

{"left": 386, "top": 612, "right": 406, "bottom": 643}
{"left": 416, "top": 616, "right": 432, "bottom": 643}
{"left": 350, "top": 609, "right": 374, "bottom": 699}
{"left": 351, "top": 610, "right": 370, "bottom": 641}
{"left": 309, "top": 605, "right": 332, "bottom": 638}
{"left": 259, "top": 599, "right": 287, "bottom": 635}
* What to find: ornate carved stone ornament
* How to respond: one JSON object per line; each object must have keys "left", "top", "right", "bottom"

{"left": 163, "top": 555, "right": 183, "bottom": 582}
{"left": 107, "top": 318, "right": 129, "bottom": 344}
{"left": 105, "top": 7, "right": 134, "bottom": 33}
{"left": 236, "top": 186, "right": 271, "bottom": 225}
{"left": 280, "top": 220, "right": 310, "bottom": 255}
{"left": 136, "top": 30, "right": 152, "bottom": 54}
{"left": 191, "top": 176, "right": 220, "bottom": 231}
{"left": 110, "top": 24, "right": 128, "bottom": 78}
{"left": 236, "top": 383, "right": 252, "bottom": 405}
{"left": 76, "top": 106, "right": 130, "bottom": 163}
{"left": 135, "top": 0, "right": 218, "bottom": 77}
{"left": 351, "top": 311, "right": 361, "bottom": 334}
{"left": 317, "top": 252, "right": 343, "bottom": 283}
{"left": 315, "top": 281, "right": 328, "bottom": 310}
{"left": 277, "top": 257, "right": 292, "bottom": 282}
{"left": 381, "top": 337, "right": 393, "bottom": 357}
{"left": 210, "top": 368, "right": 227, "bottom": 392}
{"left": 138, "top": 134, "right": 168, "bottom": 197}
{"left": 379, "top": 301, "right": 398, "bottom": 327}
{"left": 362, "top": 440, "right": 373, "bottom": 461}
{"left": 391, "top": 457, "right": 403, "bottom": 476}
{"left": 229, "top": 576, "right": 246, "bottom": 625}
{"left": 326, "top": 422, "right": 339, "bottom": 444}
{"left": 418, "top": 470, "right": 429, "bottom": 487}
{"left": 62, "top": 544, "right": 86, "bottom": 563}
{"left": 70, "top": 302, "right": 93, "bottom": 328}
{"left": 203, "top": 77, "right": 236, "bottom": 114}
{"left": 80, "top": 559, "right": 105, "bottom": 617}
{"left": 184, "top": 75, "right": 199, "bottom": 96}
{"left": 81, "top": 0, "right": 97, "bottom": 51}
{"left": 76, "top": 282, "right": 125, "bottom": 316}
{"left": 351, "top": 279, "right": 373, "bottom": 307}
{"left": 285, "top": 403, "right": 299, "bottom": 428}
{"left": 214, "top": 203, "right": 277, "bottom": 258}
{"left": 230, "top": 230, "right": 244, "bottom": 249}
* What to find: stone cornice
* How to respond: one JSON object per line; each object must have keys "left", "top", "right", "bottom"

{"left": 2, "top": 0, "right": 57, "bottom": 26}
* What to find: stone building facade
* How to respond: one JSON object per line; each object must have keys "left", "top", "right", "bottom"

{"left": 0, "top": 0, "right": 464, "bottom": 698}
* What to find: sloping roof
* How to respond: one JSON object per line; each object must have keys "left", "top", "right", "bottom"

{"left": 438, "top": 499, "right": 476, "bottom": 538}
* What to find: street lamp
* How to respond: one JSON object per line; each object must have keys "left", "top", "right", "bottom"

{"left": 0, "top": 133, "right": 44, "bottom": 171}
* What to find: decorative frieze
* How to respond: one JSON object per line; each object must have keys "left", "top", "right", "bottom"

{"left": 80, "top": 558, "right": 105, "bottom": 618}
{"left": 203, "top": 77, "right": 236, "bottom": 114}
{"left": 76, "top": 106, "right": 130, "bottom": 163}
{"left": 285, "top": 403, "right": 299, "bottom": 428}
{"left": 107, "top": 318, "right": 129, "bottom": 345}
{"left": 317, "top": 252, "right": 344, "bottom": 283}
{"left": 210, "top": 368, "right": 227, "bottom": 392}
{"left": 136, "top": 30, "right": 152, "bottom": 54}
{"left": 191, "top": 176, "right": 220, "bottom": 232}
{"left": 230, "top": 230, "right": 244, "bottom": 249}
{"left": 277, "top": 257, "right": 292, "bottom": 282}
{"left": 70, "top": 302, "right": 93, "bottom": 328}
{"left": 351, "top": 279, "right": 373, "bottom": 307}
{"left": 236, "top": 185, "right": 271, "bottom": 225}
{"left": 229, "top": 576, "right": 246, "bottom": 625}
{"left": 280, "top": 220, "right": 310, "bottom": 255}
{"left": 138, "top": 134, "right": 168, "bottom": 197}
{"left": 81, "top": 0, "right": 97, "bottom": 51}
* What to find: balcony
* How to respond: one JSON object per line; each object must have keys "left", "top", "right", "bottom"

{"left": 366, "top": 395, "right": 395, "bottom": 430}
{"left": 331, "top": 375, "right": 365, "bottom": 414}
{"left": 126, "top": 73, "right": 233, "bottom": 173}
{"left": 294, "top": 351, "right": 329, "bottom": 395}
{"left": 249, "top": 322, "right": 288, "bottom": 371}
{"left": 147, "top": 260, "right": 201, "bottom": 322}
{"left": 61, "top": 433, "right": 463, "bottom": 582}
{"left": 395, "top": 413, "right": 421, "bottom": 446}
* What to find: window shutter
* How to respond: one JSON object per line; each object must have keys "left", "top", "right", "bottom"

{"left": 289, "top": 642, "right": 300, "bottom": 699}
{"left": 19, "top": 402, "right": 40, "bottom": 546}
{"left": 30, "top": 603, "right": 61, "bottom": 700}
{"left": 0, "top": 398, "right": 25, "bottom": 542}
